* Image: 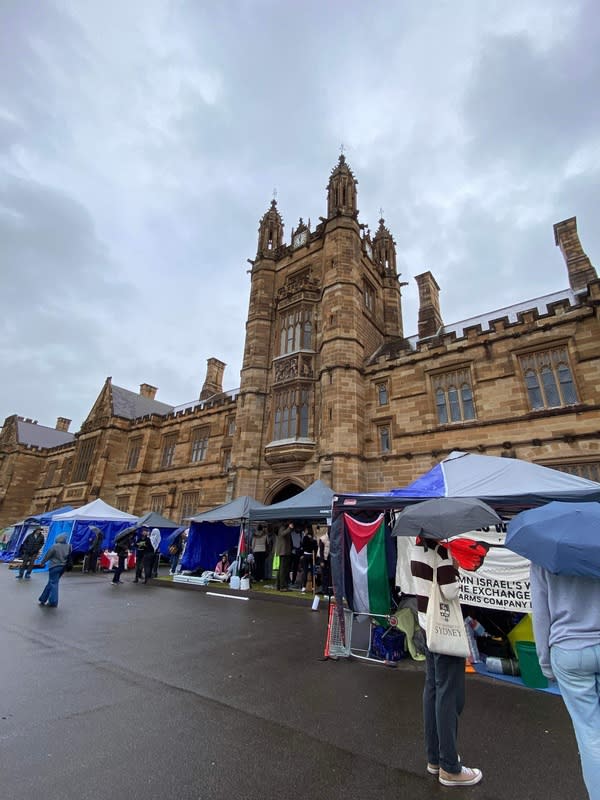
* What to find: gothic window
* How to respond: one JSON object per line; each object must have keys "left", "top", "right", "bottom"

{"left": 160, "top": 434, "right": 177, "bottom": 468}
{"left": 222, "top": 449, "right": 232, "bottom": 472}
{"left": 190, "top": 427, "right": 209, "bottom": 462}
{"left": 299, "top": 389, "right": 309, "bottom": 437}
{"left": 273, "top": 387, "right": 312, "bottom": 440}
{"left": 519, "top": 348, "right": 578, "bottom": 410}
{"left": 126, "top": 437, "right": 142, "bottom": 471}
{"left": 432, "top": 369, "right": 476, "bottom": 424}
{"left": 226, "top": 416, "right": 236, "bottom": 436}
{"left": 279, "top": 308, "right": 313, "bottom": 355}
{"left": 364, "top": 281, "right": 375, "bottom": 312}
{"left": 116, "top": 495, "right": 130, "bottom": 512}
{"left": 377, "top": 382, "right": 389, "bottom": 406}
{"left": 43, "top": 461, "right": 58, "bottom": 489}
{"left": 72, "top": 437, "right": 97, "bottom": 482}
{"left": 181, "top": 490, "right": 200, "bottom": 521}
{"left": 60, "top": 458, "right": 72, "bottom": 485}
{"left": 378, "top": 424, "right": 391, "bottom": 453}
{"left": 150, "top": 494, "right": 166, "bottom": 514}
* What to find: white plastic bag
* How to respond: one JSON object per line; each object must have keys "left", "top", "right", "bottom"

{"left": 425, "top": 566, "right": 469, "bottom": 658}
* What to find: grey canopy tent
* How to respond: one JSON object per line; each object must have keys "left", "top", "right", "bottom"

{"left": 184, "top": 496, "right": 269, "bottom": 572}
{"left": 136, "top": 511, "right": 181, "bottom": 557}
{"left": 248, "top": 480, "right": 335, "bottom": 522}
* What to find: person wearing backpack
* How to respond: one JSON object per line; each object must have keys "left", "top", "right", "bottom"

{"left": 17, "top": 527, "right": 46, "bottom": 580}
{"left": 38, "top": 534, "right": 72, "bottom": 608}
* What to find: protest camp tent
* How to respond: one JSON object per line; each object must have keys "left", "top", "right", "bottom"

{"left": 0, "top": 505, "right": 74, "bottom": 562}
{"left": 183, "top": 496, "right": 269, "bottom": 573}
{"left": 330, "top": 451, "right": 600, "bottom": 667}
{"left": 136, "top": 511, "right": 181, "bottom": 557}
{"left": 248, "top": 480, "right": 335, "bottom": 523}
{"left": 49, "top": 499, "right": 137, "bottom": 555}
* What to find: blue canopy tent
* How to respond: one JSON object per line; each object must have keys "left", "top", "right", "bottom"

{"left": 49, "top": 499, "right": 138, "bottom": 556}
{"left": 0, "top": 505, "right": 74, "bottom": 562}
{"left": 183, "top": 496, "right": 269, "bottom": 573}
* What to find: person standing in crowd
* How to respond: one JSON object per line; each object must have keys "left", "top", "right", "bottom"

{"left": 251, "top": 524, "right": 268, "bottom": 582}
{"left": 150, "top": 527, "right": 161, "bottom": 577}
{"left": 300, "top": 528, "right": 317, "bottom": 593}
{"left": 530, "top": 564, "right": 600, "bottom": 800}
{"left": 85, "top": 525, "right": 104, "bottom": 574}
{"left": 142, "top": 529, "right": 156, "bottom": 583}
{"left": 169, "top": 530, "right": 185, "bottom": 575}
{"left": 112, "top": 527, "right": 134, "bottom": 585}
{"left": 289, "top": 525, "right": 303, "bottom": 588}
{"left": 410, "top": 536, "right": 482, "bottom": 787}
{"left": 318, "top": 527, "right": 331, "bottom": 596}
{"left": 274, "top": 521, "right": 293, "bottom": 591}
{"left": 17, "top": 526, "right": 45, "bottom": 580}
{"left": 133, "top": 527, "right": 149, "bottom": 583}
{"left": 38, "top": 534, "right": 71, "bottom": 608}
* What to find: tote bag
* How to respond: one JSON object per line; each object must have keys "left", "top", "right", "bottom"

{"left": 425, "top": 565, "right": 469, "bottom": 658}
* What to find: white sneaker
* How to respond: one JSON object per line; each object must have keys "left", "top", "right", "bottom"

{"left": 439, "top": 766, "right": 482, "bottom": 787}
{"left": 301, "top": 587, "right": 306, "bottom": 593}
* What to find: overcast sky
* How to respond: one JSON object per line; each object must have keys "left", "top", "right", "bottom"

{"left": 1, "top": 0, "right": 599, "bottom": 432}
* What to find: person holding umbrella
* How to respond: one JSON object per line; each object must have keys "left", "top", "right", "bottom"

{"left": 395, "top": 497, "right": 500, "bottom": 788}
{"left": 112, "top": 526, "right": 135, "bottom": 585}
{"left": 507, "top": 501, "right": 600, "bottom": 800}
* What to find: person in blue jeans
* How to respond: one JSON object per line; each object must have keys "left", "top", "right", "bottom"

{"left": 531, "top": 564, "right": 600, "bottom": 800}
{"left": 38, "top": 534, "right": 71, "bottom": 608}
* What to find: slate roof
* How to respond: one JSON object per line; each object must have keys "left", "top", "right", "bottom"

{"left": 111, "top": 385, "right": 174, "bottom": 420}
{"left": 17, "top": 420, "right": 75, "bottom": 449}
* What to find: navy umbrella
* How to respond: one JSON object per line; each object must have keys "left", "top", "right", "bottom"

{"left": 392, "top": 497, "right": 501, "bottom": 539}
{"left": 505, "top": 501, "right": 600, "bottom": 578}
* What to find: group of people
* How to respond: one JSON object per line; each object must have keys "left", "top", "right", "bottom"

{"left": 411, "top": 536, "right": 600, "bottom": 798}
{"left": 14, "top": 523, "right": 189, "bottom": 605}
{"left": 271, "top": 521, "right": 330, "bottom": 593}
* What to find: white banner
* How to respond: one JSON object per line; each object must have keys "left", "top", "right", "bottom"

{"left": 395, "top": 527, "right": 532, "bottom": 613}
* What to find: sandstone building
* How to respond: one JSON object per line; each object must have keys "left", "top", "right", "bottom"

{"left": 1, "top": 156, "right": 599, "bottom": 528}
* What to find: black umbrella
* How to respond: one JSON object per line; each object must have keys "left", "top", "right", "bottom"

{"left": 392, "top": 497, "right": 502, "bottom": 539}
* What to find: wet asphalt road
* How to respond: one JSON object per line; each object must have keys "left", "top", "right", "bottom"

{"left": 0, "top": 568, "right": 586, "bottom": 800}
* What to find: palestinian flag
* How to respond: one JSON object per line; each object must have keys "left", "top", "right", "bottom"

{"left": 344, "top": 513, "right": 390, "bottom": 616}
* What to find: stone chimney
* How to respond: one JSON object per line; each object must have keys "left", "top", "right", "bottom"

{"left": 56, "top": 417, "right": 71, "bottom": 432}
{"left": 554, "top": 217, "right": 597, "bottom": 292}
{"left": 415, "top": 271, "right": 443, "bottom": 339}
{"left": 139, "top": 383, "right": 158, "bottom": 400}
{"left": 200, "top": 358, "right": 226, "bottom": 401}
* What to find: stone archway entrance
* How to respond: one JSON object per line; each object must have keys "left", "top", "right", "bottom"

{"left": 268, "top": 482, "right": 303, "bottom": 505}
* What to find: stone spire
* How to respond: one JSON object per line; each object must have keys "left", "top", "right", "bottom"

{"left": 372, "top": 217, "right": 397, "bottom": 276}
{"left": 326, "top": 154, "right": 358, "bottom": 219}
{"left": 256, "top": 199, "right": 284, "bottom": 258}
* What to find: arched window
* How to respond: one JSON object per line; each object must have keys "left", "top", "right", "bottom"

{"left": 433, "top": 369, "right": 476, "bottom": 424}
{"left": 541, "top": 366, "right": 560, "bottom": 407}
{"left": 520, "top": 348, "right": 579, "bottom": 410}
{"left": 558, "top": 362, "right": 577, "bottom": 404}
{"left": 448, "top": 386, "right": 461, "bottom": 422}
{"left": 436, "top": 388, "right": 448, "bottom": 424}
{"left": 461, "top": 384, "right": 475, "bottom": 420}
{"left": 303, "top": 321, "right": 312, "bottom": 349}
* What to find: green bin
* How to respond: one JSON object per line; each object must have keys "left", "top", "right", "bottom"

{"left": 515, "top": 641, "right": 548, "bottom": 689}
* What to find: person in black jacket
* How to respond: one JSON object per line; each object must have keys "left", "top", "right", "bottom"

{"left": 112, "top": 527, "right": 135, "bottom": 585}
{"left": 84, "top": 526, "right": 104, "bottom": 574}
{"left": 17, "top": 527, "right": 46, "bottom": 580}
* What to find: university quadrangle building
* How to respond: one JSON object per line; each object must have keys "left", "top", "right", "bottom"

{"left": 1, "top": 155, "right": 599, "bottom": 529}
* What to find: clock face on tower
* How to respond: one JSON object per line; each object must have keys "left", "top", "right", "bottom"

{"left": 293, "top": 230, "right": 308, "bottom": 248}
{"left": 365, "top": 241, "right": 373, "bottom": 260}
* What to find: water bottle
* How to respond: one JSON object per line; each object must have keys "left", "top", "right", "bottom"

{"left": 485, "top": 657, "right": 520, "bottom": 676}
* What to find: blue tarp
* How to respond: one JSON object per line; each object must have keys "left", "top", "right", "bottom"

{"left": 0, "top": 505, "right": 74, "bottom": 562}
{"left": 181, "top": 522, "right": 240, "bottom": 573}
